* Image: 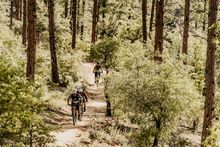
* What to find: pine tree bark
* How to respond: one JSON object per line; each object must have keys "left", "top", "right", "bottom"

{"left": 48, "top": 0, "right": 60, "bottom": 83}
{"left": 19, "top": 0, "right": 22, "bottom": 20}
{"left": 80, "top": 0, "right": 85, "bottom": 39}
{"left": 154, "top": 0, "right": 164, "bottom": 62}
{"left": 77, "top": 0, "right": 80, "bottom": 34}
{"left": 26, "top": 0, "right": 36, "bottom": 81}
{"left": 10, "top": 0, "right": 13, "bottom": 30}
{"left": 91, "top": 0, "right": 98, "bottom": 43}
{"left": 182, "top": 0, "right": 190, "bottom": 55}
{"left": 22, "top": 0, "right": 27, "bottom": 45}
{"left": 15, "top": 0, "right": 20, "bottom": 20}
{"left": 142, "top": 0, "right": 147, "bottom": 44}
{"left": 64, "top": 0, "right": 68, "bottom": 18}
{"left": 71, "top": 0, "right": 77, "bottom": 49}
{"left": 70, "top": 0, "right": 73, "bottom": 16}
{"left": 201, "top": 0, "right": 219, "bottom": 145}
{"left": 149, "top": 0, "right": 156, "bottom": 32}
{"left": 203, "top": 0, "right": 207, "bottom": 31}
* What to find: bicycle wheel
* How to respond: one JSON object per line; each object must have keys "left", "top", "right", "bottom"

{"left": 72, "top": 106, "right": 77, "bottom": 125}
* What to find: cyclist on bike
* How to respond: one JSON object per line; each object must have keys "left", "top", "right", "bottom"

{"left": 77, "top": 87, "right": 88, "bottom": 112}
{"left": 67, "top": 89, "right": 83, "bottom": 121}
{"left": 93, "top": 62, "right": 103, "bottom": 84}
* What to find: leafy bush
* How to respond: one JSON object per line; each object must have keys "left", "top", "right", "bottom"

{"left": 90, "top": 38, "right": 119, "bottom": 70}
{"left": 0, "top": 56, "right": 54, "bottom": 146}
{"left": 105, "top": 46, "right": 202, "bottom": 146}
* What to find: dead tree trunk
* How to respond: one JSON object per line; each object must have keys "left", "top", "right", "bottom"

{"left": 22, "top": 0, "right": 27, "bottom": 45}
{"left": 182, "top": 0, "right": 190, "bottom": 55}
{"left": 26, "top": 0, "right": 36, "bottom": 81}
{"left": 91, "top": 0, "right": 98, "bottom": 43}
{"left": 201, "top": 0, "right": 219, "bottom": 145}
{"left": 142, "top": 0, "right": 147, "bottom": 44}
{"left": 48, "top": 0, "right": 60, "bottom": 83}
{"left": 154, "top": 0, "right": 164, "bottom": 62}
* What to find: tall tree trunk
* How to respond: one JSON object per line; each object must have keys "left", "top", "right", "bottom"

{"left": 26, "top": 0, "right": 36, "bottom": 81}
{"left": 80, "top": 0, "right": 85, "bottom": 39}
{"left": 182, "top": 0, "right": 190, "bottom": 55}
{"left": 22, "top": 0, "right": 27, "bottom": 45}
{"left": 91, "top": 0, "right": 98, "bottom": 43}
{"left": 105, "top": 69, "right": 112, "bottom": 117}
{"left": 48, "top": 0, "right": 60, "bottom": 83}
{"left": 64, "top": 0, "right": 68, "bottom": 18}
{"left": 71, "top": 0, "right": 77, "bottom": 49}
{"left": 19, "top": 0, "right": 22, "bottom": 20}
{"left": 152, "top": 120, "right": 161, "bottom": 147}
{"left": 100, "top": 0, "right": 106, "bottom": 38}
{"left": 203, "top": 0, "right": 207, "bottom": 31}
{"left": 70, "top": 0, "right": 73, "bottom": 16}
{"left": 106, "top": 94, "right": 112, "bottom": 116}
{"left": 142, "top": 0, "right": 147, "bottom": 44}
{"left": 201, "top": 0, "right": 219, "bottom": 145}
{"left": 10, "top": 0, "right": 13, "bottom": 30}
{"left": 15, "top": 0, "right": 20, "bottom": 20}
{"left": 154, "top": 0, "right": 164, "bottom": 62}
{"left": 77, "top": 0, "right": 80, "bottom": 34}
{"left": 149, "top": 0, "right": 156, "bottom": 32}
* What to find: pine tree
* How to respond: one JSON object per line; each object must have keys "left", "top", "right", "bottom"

{"left": 142, "top": 0, "right": 147, "bottom": 44}
{"left": 182, "top": 0, "right": 190, "bottom": 55}
{"left": 149, "top": 0, "right": 155, "bottom": 32}
{"left": 80, "top": 0, "right": 85, "bottom": 39}
{"left": 22, "top": 0, "right": 27, "bottom": 45}
{"left": 48, "top": 0, "right": 60, "bottom": 83}
{"left": 26, "top": 0, "right": 37, "bottom": 80}
{"left": 91, "top": 0, "right": 99, "bottom": 43}
{"left": 72, "top": 0, "right": 77, "bottom": 49}
{"left": 154, "top": 0, "right": 164, "bottom": 62}
{"left": 10, "top": 0, "right": 13, "bottom": 30}
{"left": 201, "top": 0, "right": 219, "bottom": 145}
{"left": 203, "top": 0, "right": 207, "bottom": 31}
{"left": 64, "top": 0, "right": 68, "bottom": 18}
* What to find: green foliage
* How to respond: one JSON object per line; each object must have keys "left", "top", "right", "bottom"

{"left": 90, "top": 38, "right": 119, "bottom": 69}
{"left": 106, "top": 46, "right": 202, "bottom": 146}
{"left": 0, "top": 56, "right": 54, "bottom": 146}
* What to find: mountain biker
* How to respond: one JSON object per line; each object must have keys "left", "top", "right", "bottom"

{"left": 93, "top": 62, "right": 103, "bottom": 84}
{"left": 75, "top": 86, "right": 88, "bottom": 112}
{"left": 67, "top": 89, "right": 83, "bottom": 120}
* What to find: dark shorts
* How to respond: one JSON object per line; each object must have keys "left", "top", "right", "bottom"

{"left": 95, "top": 72, "right": 100, "bottom": 78}
{"left": 72, "top": 102, "right": 80, "bottom": 110}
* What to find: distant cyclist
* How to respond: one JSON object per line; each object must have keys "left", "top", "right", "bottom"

{"left": 93, "top": 62, "right": 103, "bottom": 85}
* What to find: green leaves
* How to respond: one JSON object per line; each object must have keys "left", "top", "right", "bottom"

{"left": 0, "top": 57, "right": 53, "bottom": 145}
{"left": 90, "top": 38, "right": 119, "bottom": 69}
{"left": 105, "top": 46, "right": 202, "bottom": 145}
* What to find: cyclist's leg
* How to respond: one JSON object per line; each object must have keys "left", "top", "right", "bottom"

{"left": 77, "top": 103, "right": 81, "bottom": 121}
{"left": 83, "top": 100, "right": 86, "bottom": 112}
{"left": 71, "top": 106, "right": 76, "bottom": 125}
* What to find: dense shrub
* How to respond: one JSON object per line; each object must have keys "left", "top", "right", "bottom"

{"left": 0, "top": 56, "right": 54, "bottom": 146}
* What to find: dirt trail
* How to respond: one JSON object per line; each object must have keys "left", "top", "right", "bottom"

{"left": 48, "top": 63, "right": 106, "bottom": 147}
